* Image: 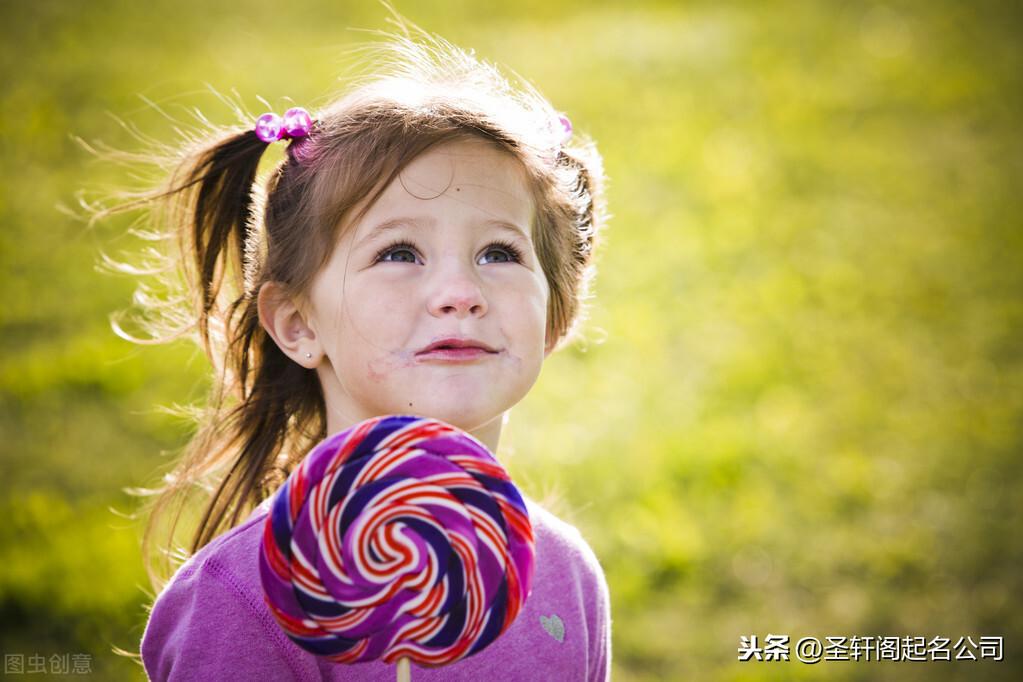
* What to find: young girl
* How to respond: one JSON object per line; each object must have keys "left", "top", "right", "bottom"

{"left": 126, "top": 29, "right": 610, "bottom": 681}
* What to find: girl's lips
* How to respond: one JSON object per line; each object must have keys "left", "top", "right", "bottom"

{"left": 417, "top": 337, "right": 498, "bottom": 353}
{"left": 415, "top": 347, "right": 498, "bottom": 362}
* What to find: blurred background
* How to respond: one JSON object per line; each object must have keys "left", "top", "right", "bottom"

{"left": 2, "top": 0, "right": 1021, "bottom": 679}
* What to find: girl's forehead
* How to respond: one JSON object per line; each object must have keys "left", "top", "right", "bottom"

{"left": 349, "top": 138, "right": 535, "bottom": 242}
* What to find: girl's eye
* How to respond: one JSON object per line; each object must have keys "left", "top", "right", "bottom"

{"left": 374, "top": 241, "right": 419, "bottom": 264}
{"left": 478, "top": 241, "right": 523, "bottom": 265}
{"left": 373, "top": 240, "right": 524, "bottom": 265}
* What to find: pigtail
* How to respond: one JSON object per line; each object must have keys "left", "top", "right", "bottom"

{"left": 150, "top": 128, "right": 335, "bottom": 580}
{"left": 538, "top": 142, "right": 607, "bottom": 351}
{"left": 557, "top": 146, "right": 604, "bottom": 260}
{"left": 109, "top": 125, "right": 323, "bottom": 593}
{"left": 107, "top": 128, "right": 280, "bottom": 590}
{"left": 167, "top": 130, "right": 268, "bottom": 352}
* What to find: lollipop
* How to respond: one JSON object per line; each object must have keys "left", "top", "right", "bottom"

{"left": 259, "top": 415, "right": 535, "bottom": 671}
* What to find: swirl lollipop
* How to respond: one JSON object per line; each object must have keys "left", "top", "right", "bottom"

{"left": 259, "top": 415, "right": 535, "bottom": 674}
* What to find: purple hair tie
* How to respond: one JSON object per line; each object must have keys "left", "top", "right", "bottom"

{"left": 255, "top": 106, "right": 313, "bottom": 143}
{"left": 557, "top": 114, "right": 573, "bottom": 144}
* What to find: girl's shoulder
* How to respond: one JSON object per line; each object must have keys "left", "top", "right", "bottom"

{"left": 140, "top": 497, "right": 313, "bottom": 680}
{"left": 157, "top": 497, "right": 274, "bottom": 588}
{"left": 513, "top": 498, "right": 613, "bottom": 680}
{"left": 524, "top": 497, "right": 608, "bottom": 585}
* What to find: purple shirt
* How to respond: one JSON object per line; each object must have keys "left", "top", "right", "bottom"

{"left": 141, "top": 497, "right": 611, "bottom": 680}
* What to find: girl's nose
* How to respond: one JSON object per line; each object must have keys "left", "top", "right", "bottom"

{"left": 426, "top": 266, "right": 488, "bottom": 319}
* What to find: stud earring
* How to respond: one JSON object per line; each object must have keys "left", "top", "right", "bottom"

{"left": 305, "top": 352, "right": 312, "bottom": 359}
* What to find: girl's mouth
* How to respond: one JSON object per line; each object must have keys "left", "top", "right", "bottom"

{"left": 415, "top": 346, "right": 498, "bottom": 362}
{"left": 415, "top": 337, "right": 499, "bottom": 361}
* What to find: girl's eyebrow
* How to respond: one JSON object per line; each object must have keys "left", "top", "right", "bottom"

{"left": 484, "top": 219, "right": 531, "bottom": 241}
{"left": 355, "top": 216, "right": 530, "bottom": 249}
{"left": 356, "top": 216, "right": 431, "bottom": 249}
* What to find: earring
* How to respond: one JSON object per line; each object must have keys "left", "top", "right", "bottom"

{"left": 305, "top": 352, "right": 312, "bottom": 359}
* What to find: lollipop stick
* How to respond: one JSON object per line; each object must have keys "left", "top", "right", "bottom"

{"left": 397, "top": 657, "right": 410, "bottom": 682}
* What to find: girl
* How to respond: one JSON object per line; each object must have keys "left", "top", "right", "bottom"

{"left": 124, "top": 28, "right": 610, "bottom": 681}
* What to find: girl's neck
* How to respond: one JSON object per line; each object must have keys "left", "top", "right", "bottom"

{"left": 324, "top": 411, "right": 506, "bottom": 454}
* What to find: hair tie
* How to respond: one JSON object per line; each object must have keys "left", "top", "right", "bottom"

{"left": 254, "top": 107, "right": 313, "bottom": 143}
{"left": 557, "top": 113, "right": 573, "bottom": 145}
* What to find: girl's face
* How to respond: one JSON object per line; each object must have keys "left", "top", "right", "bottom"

{"left": 306, "top": 137, "right": 550, "bottom": 445}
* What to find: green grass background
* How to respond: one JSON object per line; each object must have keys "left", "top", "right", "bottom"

{"left": 2, "top": 0, "right": 1021, "bottom": 679}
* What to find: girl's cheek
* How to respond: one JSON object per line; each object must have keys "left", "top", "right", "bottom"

{"left": 352, "top": 275, "right": 417, "bottom": 304}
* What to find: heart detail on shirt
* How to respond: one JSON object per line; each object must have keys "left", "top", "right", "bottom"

{"left": 540, "top": 614, "right": 565, "bottom": 643}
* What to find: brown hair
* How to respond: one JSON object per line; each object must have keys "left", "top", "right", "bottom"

{"left": 101, "top": 31, "right": 606, "bottom": 595}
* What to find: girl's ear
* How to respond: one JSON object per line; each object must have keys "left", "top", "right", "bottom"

{"left": 257, "top": 281, "right": 321, "bottom": 368}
